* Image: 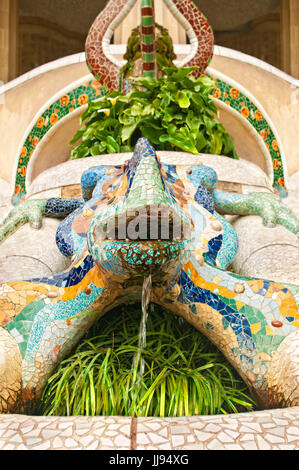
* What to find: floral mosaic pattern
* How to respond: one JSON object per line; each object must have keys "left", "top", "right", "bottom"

{"left": 212, "top": 80, "right": 286, "bottom": 198}
{"left": 12, "top": 79, "right": 106, "bottom": 206}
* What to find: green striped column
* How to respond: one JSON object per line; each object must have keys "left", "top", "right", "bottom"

{"left": 141, "top": 0, "right": 156, "bottom": 78}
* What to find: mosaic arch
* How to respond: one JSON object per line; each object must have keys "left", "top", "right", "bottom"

{"left": 11, "top": 72, "right": 287, "bottom": 206}
{"left": 207, "top": 67, "right": 287, "bottom": 198}
{"left": 85, "top": 0, "right": 214, "bottom": 88}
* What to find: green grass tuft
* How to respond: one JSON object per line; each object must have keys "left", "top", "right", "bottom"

{"left": 39, "top": 304, "right": 256, "bottom": 417}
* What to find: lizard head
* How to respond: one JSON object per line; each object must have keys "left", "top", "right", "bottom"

{"left": 87, "top": 138, "right": 193, "bottom": 283}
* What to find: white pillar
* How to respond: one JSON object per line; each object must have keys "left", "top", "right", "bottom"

{"left": 281, "top": 0, "right": 299, "bottom": 78}
{"left": 0, "top": 0, "right": 18, "bottom": 83}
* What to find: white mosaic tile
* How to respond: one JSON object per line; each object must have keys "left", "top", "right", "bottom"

{"left": 0, "top": 408, "right": 297, "bottom": 450}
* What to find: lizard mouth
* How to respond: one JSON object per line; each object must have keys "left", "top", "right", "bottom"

{"left": 88, "top": 205, "right": 192, "bottom": 278}
{"left": 99, "top": 205, "right": 190, "bottom": 242}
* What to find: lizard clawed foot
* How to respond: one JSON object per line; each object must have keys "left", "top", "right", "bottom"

{"left": 258, "top": 193, "right": 299, "bottom": 235}
{"left": 214, "top": 190, "right": 299, "bottom": 237}
{"left": 0, "top": 199, "right": 48, "bottom": 243}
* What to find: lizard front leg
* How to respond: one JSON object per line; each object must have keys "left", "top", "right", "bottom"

{"left": 213, "top": 190, "right": 299, "bottom": 236}
{"left": 0, "top": 198, "right": 84, "bottom": 243}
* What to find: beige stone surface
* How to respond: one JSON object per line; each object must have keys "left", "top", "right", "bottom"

{"left": 231, "top": 216, "right": 299, "bottom": 284}
{"left": 0, "top": 327, "right": 22, "bottom": 413}
{"left": 0, "top": 408, "right": 297, "bottom": 450}
{"left": 216, "top": 102, "right": 269, "bottom": 175}
{"left": 28, "top": 107, "right": 84, "bottom": 183}
{"left": 27, "top": 151, "right": 272, "bottom": 197}
{"left": 0, "top": 218, "right": 70, "bottom": 283}
{"left": 231, "top": 170, "right": 299, "bottom": 284}
{"left": 283, "top": 171, "right": 299, "bottom": 218}
{"left": 266, "top": 330, "right": 299, "bottom": 408}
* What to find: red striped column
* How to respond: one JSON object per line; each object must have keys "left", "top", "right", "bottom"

{"left": 141, "top": 0, "right": 156, "bottom": 78}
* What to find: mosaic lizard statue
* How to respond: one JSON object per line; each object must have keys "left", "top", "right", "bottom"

{"left": 0, "top": 137, "right": 298, "bottom": 414}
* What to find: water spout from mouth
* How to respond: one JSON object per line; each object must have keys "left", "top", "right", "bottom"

{"left": 130, "top": 274, "right": 152, "bottom": 411}
{"left": 139, "top": 273, "right": 152, "bottom": 377}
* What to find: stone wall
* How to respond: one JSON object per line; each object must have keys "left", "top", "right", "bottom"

{"left": 0, "top": 0, "right": 10, "bottom": 82}
{"left": 17, "top": 3, "right": 283, "bottom": 76}
{"left": 215, "top": 14, "right": 281, "bottom": 69}
{"left": 19, "top": 16, "right": 85, "bottom": 76}
{"left": 0, "top": 0, "right": 18, "bottom": 83}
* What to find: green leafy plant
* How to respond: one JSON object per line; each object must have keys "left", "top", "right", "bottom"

{"left": 70, "top": 67, "right": 238, "bottom": 160}
{"left": 39, "top": 304, "right": 255, "bottom": 417}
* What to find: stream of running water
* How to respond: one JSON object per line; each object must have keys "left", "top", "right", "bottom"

{"left": 131, "top": 274, "right": 152, "bottom": 391}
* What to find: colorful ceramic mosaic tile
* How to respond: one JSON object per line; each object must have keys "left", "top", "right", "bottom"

{"left": 164, "top": 0, "right": 214, "bottom": 74}
{"left": 212, "top": 80, "right": 286, "bottom": 197}
{"left": 85, "top": 0, "right": 133, "bottom": 90}
{"left": 85, "top": 0, "right": 214, "bottom": 88}
{"left": 141, "top": 0, "right": 156, "bottom": 78}
{"left": 0, "top": 138, "right": 298, "bottom": 413}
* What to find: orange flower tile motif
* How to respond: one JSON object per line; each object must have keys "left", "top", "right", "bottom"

{"left": 37, "top": 117, "right": 44, "bottom": 129}
{"left": 50, "top": 113, "right": 59, "bottom": 125}
{"left": 278, "top": 177, "right": 285, "bottom": 187}
{"left": 21, "top": 147, "right": 27, "bottom": 158}
{"left": 273, "top": 159, "right": 280, "bottom": 170}
{"left": 91, "top": 80, "right": 102, "bottom": 90}
{"left": 230, "top": 88, "right": 239, "bottom": 99}
{"left": 260, "top": 129, "right": 267, "bottom": 141}
{"left": 78, "top": 94, "right": 89, "bottom": 106}
{"left": 213, "top": 88, "right": 221, "bottom": 99}
{"left": 32, "top": 136, "right": 39, "bottom": 148}
{"left": 241, "top": 107, "right": 249, "bottom": 118}
{"left": 60, "top": 95, "right": 70, "bottom": 106}
{"left": 20, "top": 166, "right": 26, "bottom": 177}
{"left": 255, "top": 110, "right": 263, "bottom": 121}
